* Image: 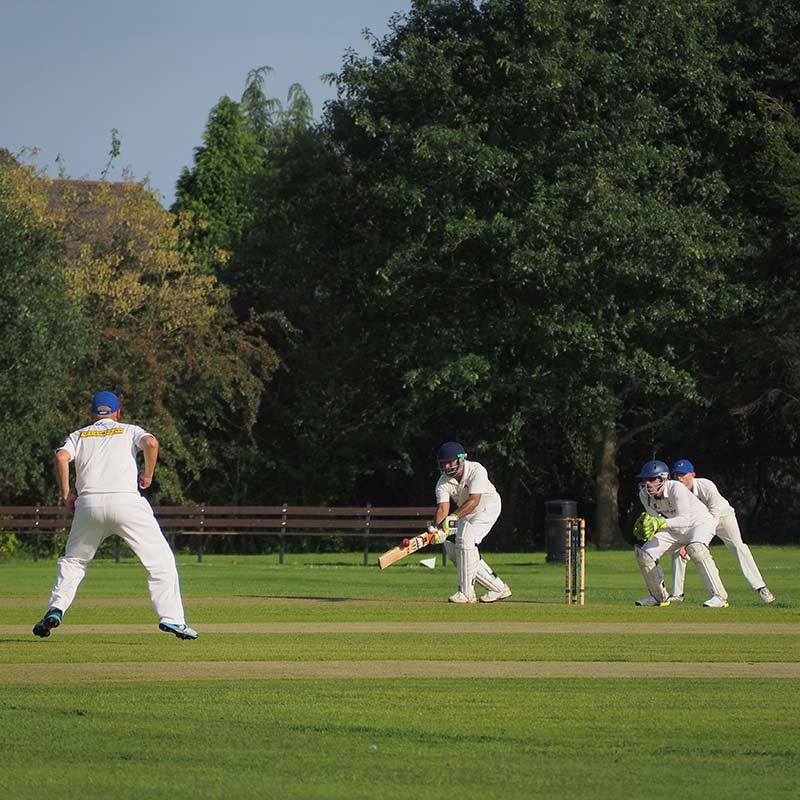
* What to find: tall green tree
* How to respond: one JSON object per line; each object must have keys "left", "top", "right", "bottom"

{"left": 309, "top": 0, "right": 754, "bottom": 543}
{"left": 173, "top": 96, "right": 264, "bottom": 274}
{"left": 0, "top": 160, "right": 88, "bottom": 501}
{"left": 174, "top": 68, "right": 314, "bottom": 278}
{"left": 55, "top": 180, "right": 279, "bottom": 503}
{"left": 225, "top": 0, "right": 800, "bottom": 545}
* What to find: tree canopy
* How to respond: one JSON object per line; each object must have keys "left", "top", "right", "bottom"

{"left": 0, "top": 161, "right": 88, "bottom": 500}
{"left": 5, "top": 0, "right": 800, "bottom": 547}
{"left": 218, "top": 0, "right": 800, "bottom": 544}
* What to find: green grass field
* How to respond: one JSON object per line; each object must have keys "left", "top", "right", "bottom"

{"left": 1, "top": 545, "right": 798, "bottom": 800}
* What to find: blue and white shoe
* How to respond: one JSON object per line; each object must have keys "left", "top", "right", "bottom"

{"left": 33, "top": 608, "right": 63, "bottom": 638}
{"left": 159, "top": 622, "right": 199, "bottom": 640}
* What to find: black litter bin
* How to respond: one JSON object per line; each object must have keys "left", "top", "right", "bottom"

{"left": 545, "top": 499, "right": 578, "bottom": 563}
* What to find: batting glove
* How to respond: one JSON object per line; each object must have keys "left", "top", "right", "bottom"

{"left": 443, "top": 514, "right": 459, "bottom": 537}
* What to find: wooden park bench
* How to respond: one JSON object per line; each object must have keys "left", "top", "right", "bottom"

{"left": 0, "top": 505, "right": 437, "bottom": 565}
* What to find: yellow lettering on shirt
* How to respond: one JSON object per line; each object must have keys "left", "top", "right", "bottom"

{"left": 79, "top": 428, "right": 125, "bottom": 438}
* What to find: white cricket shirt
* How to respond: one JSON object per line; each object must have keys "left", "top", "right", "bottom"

{"left": 690, "top": 477, "right": 734, "bottom": 522}
{"left": 435, "top": 460, "right": 502, "bottom": 517}
{"left": 58, "top": 418, "right": 152, "bottom": 495}
{"left": 639, "top": 479, "right": 713, "bottom": 533}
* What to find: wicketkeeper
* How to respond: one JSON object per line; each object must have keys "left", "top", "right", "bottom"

{"left": 433, "top": 441, "right": 511, "bottom": 604}
{"left": 633, "top": 459, "right": 728, "bottom": 608}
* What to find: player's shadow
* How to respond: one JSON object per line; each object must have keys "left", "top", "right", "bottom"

{"left": 238, "top": 594, "right": 353, "bottom": 602}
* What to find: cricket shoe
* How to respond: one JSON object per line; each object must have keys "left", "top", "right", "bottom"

{"left": 33, "top": 608, "right": 63, "bottom": 638}
{"left": 758, "top": 586, "right": 775, "bottom": 604}
{"left": 667, "top": 593, "right": 685, "bottom": 603}
{"left": 159, "top": 622, "right": 199, "bottom": 640}
{"left": 635, "top": 596, "right": 670, "bottom": 607}
{"left": 448, "top": 591, "right": 477, "bottom": 604}
{"left": 479, "top": 585, "right": 512, "bottom": 603}
{"left": 702, "top": 595, "right": 729, "bottom": 608}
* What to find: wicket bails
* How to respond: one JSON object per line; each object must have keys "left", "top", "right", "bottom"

{"left": 564, "top": 517, "right": 586, "bottom": 605}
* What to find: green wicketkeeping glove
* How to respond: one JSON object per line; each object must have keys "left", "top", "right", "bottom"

{"left": 633, "top": 512, "right": 666, "bottom": 542}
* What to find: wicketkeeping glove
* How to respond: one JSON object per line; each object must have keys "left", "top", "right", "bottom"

{"left": 633, "top": 512, "right": 666, "bottom": 542}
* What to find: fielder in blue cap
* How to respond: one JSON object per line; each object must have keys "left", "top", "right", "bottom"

{"left": 32, "top": 391, "right": 198, "bottom": 640}
{"left": 668, "top": 459, "right": 774, "bottom": 604}
{"left": 91, "top": 390, "right": 120, "bottom": 416}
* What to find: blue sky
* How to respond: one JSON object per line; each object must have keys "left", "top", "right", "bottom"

{"left": 1, "top": 0, "right": 412, "bottom": 206}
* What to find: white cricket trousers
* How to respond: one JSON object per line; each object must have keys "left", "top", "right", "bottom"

{"left": 671, "top": 512, "right": 765, "bottom": 594}
{"left": 48, "top": 493, "right": 186, "bottom": 625}
{"left": 452, "top": 504, "right": 503, "bottom": 594}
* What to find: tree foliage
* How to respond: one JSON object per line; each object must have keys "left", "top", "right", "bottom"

{"left": 52, "top": 180, "right": 279, "bottom": 502}
{"left": 0, "top": 160, "right": 88, "bottom": 501}
{"left": 6, "top": 1, "right": 800, "bottom": 547}
{"left": 173, "top": 68, "right": 315, "bottom": 277}
{"left": 225, "top": 0, "right": 800, "bottom": 544}
{"left": 312, "top": 0, "right": 750, "bottom": 540}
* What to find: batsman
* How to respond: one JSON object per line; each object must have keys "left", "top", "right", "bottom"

{"left": 433, "top": 441, "right": 512, "bottom": 604}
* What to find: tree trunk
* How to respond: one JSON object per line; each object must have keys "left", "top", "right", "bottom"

{"left": 594, "top": 427, "right": 625, "bottom": 549}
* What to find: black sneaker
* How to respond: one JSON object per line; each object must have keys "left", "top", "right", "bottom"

{"left": 33, "top": 608, "right": 63, "bottom": 638}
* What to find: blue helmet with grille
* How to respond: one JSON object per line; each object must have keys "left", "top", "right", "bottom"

{"left": 638, "top": 460, "right": 669, "bottom": 496}
{"left": 436, "top": 441, "right": 467, "bottom": 477}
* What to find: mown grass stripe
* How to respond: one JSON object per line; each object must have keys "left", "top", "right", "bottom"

{"left": 2, "top": 621, "right": 798, "bottom": 635}
{"left": 3, "top": 660, "right": 800, "bottom": 682}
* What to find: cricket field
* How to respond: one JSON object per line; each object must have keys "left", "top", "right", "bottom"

{"left": 1, "top": 545, "right": 798, "bottom": 799}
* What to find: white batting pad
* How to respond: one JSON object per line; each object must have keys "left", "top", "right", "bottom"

{"left": 456, "top": 540, "right": 479, "bottom": 596}
{"left": 671, "top": 551, "right": 687, "bottom": 596}
{"left": 635, "top": 546, "right": 669, "bottom": 602}
{"left": 475, "top": 559, "right": 505, "bottom": 593}
{"left": 685, "top": 543, "right": 727, "bottom": 599}
{"left": 443, "top": 539, "right": 456, "bottom": 563}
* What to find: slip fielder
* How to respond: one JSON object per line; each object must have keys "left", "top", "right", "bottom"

{"left": 668, "top": 458, "right": 775, "bottom": 604}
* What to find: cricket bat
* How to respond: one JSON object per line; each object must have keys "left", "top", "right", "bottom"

{"left": 378, "top": 529, "right": 440, "bottom": 570}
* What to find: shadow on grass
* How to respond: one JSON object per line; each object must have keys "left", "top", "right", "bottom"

{"left": 237, "top": 594, "right": 355, "bottom": 602}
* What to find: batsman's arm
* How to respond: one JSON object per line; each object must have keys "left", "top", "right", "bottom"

{"left": 433, "top": 501, "right": 451, "bottom": 527}
{"left": 455, "top": 493, "right": 481, "bottom": 519}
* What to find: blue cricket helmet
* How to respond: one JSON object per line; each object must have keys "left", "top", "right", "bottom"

{"left": 436, "top": 441, "right": 467, "bottom": 477}
{"left": 638, "top": 459, "right": 670, "bottom": 497}
{"left": 436, "top": 441, "right": 467, "bottom": 463}
{"left": 638, "top": 460, "right": 670, "bottom": 479}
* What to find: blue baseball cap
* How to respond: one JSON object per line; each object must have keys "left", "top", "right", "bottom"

{"left": 672, "top": 458, "right": 695, "bottom": 475}
{"left": 92, "top": 391, "right": 120, "bottom": 415}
